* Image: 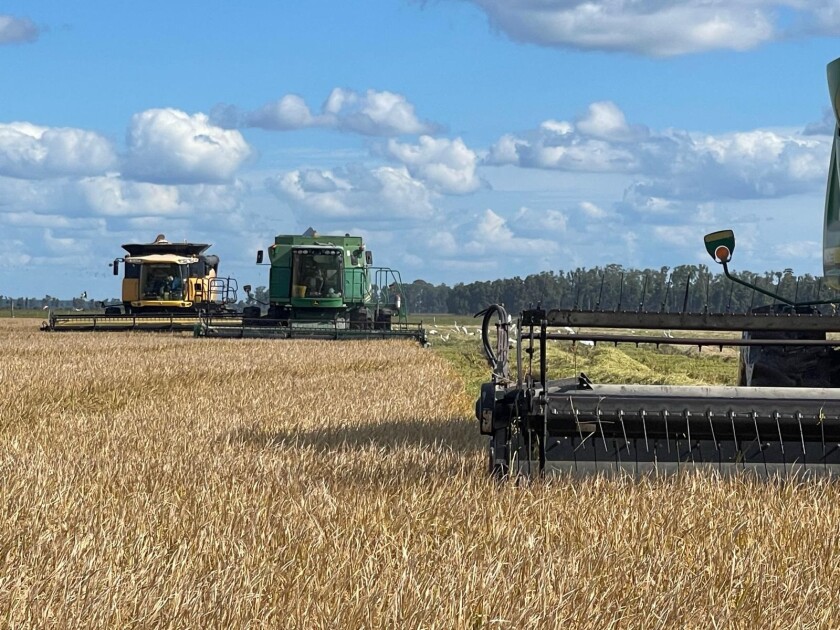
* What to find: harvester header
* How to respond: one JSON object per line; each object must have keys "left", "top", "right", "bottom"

{"left": 476, "top": 56, "right": 840, "bottom": 478}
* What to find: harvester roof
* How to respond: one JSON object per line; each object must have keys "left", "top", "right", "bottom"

{"left": 125, "top": 253, "right": 199, "bottom": 265}
{"left": 122, "top": 234, "right": 210, "bottom": 257}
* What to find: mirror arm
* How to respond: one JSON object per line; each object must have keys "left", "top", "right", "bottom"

{"left": 720, "top": 262, "right": 796, "bottom": 306}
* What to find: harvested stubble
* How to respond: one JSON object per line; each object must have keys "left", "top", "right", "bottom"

{"left": 2, "top": 319, "right": 840, "bottom": 628}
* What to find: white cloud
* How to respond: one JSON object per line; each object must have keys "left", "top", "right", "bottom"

{"left": 652, "top": 225, "right": 705, "bottom": 248}
{"left": 628, "top": 130, "right": 829, "bottom": 202}
{"left": 0, "top": 122, "right": 117, "bottom": 179}
{"left": 513, "top": 206, "right": 567, "bottom": 234}
{"left": 465, "top": 1, "right": 816, "bottom": 56}
{"left": 246, "top": 95, "right": 315, "bottom": 130}
{"left": 123, "top": 108, "right": 252, "bottom": 184}
{"left": 576, "top": 101, "right": 642, "bottom": 141}
{"left": 580, "top": 201, "right": 609, "bottom": 219}
{"left": 386, "top": 136, "right": 483, "bottom": 194}
{"left": 0, "top": 15, "right": 39, "bottom": 45}
{"left": 486, "top": 102, "right": 644, "bottom": 172}
{"left": 773, "top": 240, "right": 822, "bottom": 260}
{"left": 239, "top": 89, "right": 437, "bottom": 136}
{"left": 323, "top": 88, "right": 433, "bottom": 136}
{"left": 486, "top": 134, "right": 525, "bottom": 165}
{"left": 266, "top": 165, "right": 437, "bottom": 222}
{"left": 463, "top": 209, "right": 558, "bottom": 256}
{"left": 0, "top": 176, "right": 67, "bottom": 213}
{"left": 0, "top": 211, "right": 105, "bottom": 231}
{"left": 0, "top": 238, "right": 31, "bottom": 267}
{"left": 488, "top": 101, "right": 832, "bottom": 203}
{"left": 75, "top": 175, "right": 243, "bottom": 217}
{"left": 43, "top": 229, "right": 89, "bottom": 255}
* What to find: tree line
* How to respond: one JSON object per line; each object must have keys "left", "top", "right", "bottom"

{"left": 5, "top": 263, "right": 838, "bottom": 315}
{"left": 402, "top": 264, "right": 840, "bottom": 315}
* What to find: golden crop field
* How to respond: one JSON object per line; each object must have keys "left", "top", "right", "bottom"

{"left": 3, "top": 318, "right": 840, "bottom": 628}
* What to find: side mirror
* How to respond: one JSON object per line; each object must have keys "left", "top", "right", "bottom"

{"left": 704, "top": 229, "right": 735, "bottom": 264}
{"left": 256, "top": 250, "right": 264, "bottom": 264}
{"left": 243, "top": 284, "right": 252, "bottom": 294}
{"left": 112, "top": 259, "right": 120, "bottom": 275}
{"left": 365, "top": 251, "right": 373, "bottom": 266}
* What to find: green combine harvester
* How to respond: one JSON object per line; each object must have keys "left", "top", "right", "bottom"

{"left": 197, "top": 228, "right": 426, "bottom": 342}
{"left": 476, "top": 56, "right": 840, "bottom": 477}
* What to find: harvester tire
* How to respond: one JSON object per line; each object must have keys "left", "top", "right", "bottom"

{"left": 488, "top": 428, "right": 510, "bottom": 478}
{"left": 374, "top": 312, "right": 392, "bottom": 331}
{"left": 348, "top": 308, "right": 371, "bottom": 331}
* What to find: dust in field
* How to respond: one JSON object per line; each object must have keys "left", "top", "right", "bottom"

{"left": 2, "top": 320, "right": 840, "bottom": 628}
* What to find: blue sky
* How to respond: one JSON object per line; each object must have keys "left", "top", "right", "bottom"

{"left": 1, "top": 1, "right": 839, "bottom": 299}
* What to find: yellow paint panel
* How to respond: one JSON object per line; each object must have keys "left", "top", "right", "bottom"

{"left": 122, "top": 278, "right": 140, "bottom": 302}
{"left": 824, "top": 247, "right": 840, "bottom": 264}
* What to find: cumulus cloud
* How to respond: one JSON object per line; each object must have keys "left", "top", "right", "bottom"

{"left": 579, "top": 201, "right": 610, "bottom": 219}
{"left": 123, "top": 108, "right": 252, "bottom": 184}
{"left": 74, "top": 175, "right": 243, "bottom": 217}
{"left": 219, "top": 89, "right": 438, "bottom": 137}
{"left": 322, "top": 88, "right": 435, "bottom": 136}
{"left": 464, "top": 0, "right": 840, "bottom": 56}
{"left": 463, "top": 209, "right": 558, "bottom": 256}
{"left": 486, "top": 103, "right": 645, "bottom": 172}
{"left": 385, "top": 136, "right": 483, "bottom": 194}
{"left": 488, "top": 101, "right": 832, "bottom": 203}
{"left": 576, "top": 101, "right": 646, "bottom": 142}
{"left": 512, "top": 206, "right": 567, "bottom": 235}
{"left": 627, "top": 130, "right": 829, "bottom": 202}
{"left": 0, "top": 123, "right": 117, "bottom": 179}
{"left": 0, "top": 15, "right": 39, "bottom": 45}
{"left": 266, "top": 164, "right": 437, "bottom": 222}
{"left": 0, "top": 176, "right": 69, "bottom": 214}
{"left": 246, "top": 95, "right": 315, "bottom": 130}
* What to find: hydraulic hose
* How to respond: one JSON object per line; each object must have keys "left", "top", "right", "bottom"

{"left": 476, "top": 304, "right": 510, "bottom": 379}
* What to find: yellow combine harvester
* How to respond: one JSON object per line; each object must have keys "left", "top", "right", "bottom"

{"left": 44, "top": 234, "right": 240, "bottom": 332}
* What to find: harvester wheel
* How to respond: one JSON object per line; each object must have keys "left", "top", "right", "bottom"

{"left": 348, "top": 309, "right": 371, "bottom": 330}
{"left": 374, "top": 312, "right": 392, "bottom": 331}
{"left": 488, "top": 428, "right": 510, "bottom": 478}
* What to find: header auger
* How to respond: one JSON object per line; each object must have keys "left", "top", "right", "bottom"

{"left": 475, "top": 56, "right": 840, "bottom": 477}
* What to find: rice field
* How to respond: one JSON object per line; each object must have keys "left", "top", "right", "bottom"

{"left": 2, "top": 318, "right": 840, "bottom": 628}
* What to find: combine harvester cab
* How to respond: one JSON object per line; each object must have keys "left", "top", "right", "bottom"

{"left": 476, "top": 56, "right": 840, "bottom": 478}
{"left": 44, "top": 234, "right": 239, "bottom": 332}
{"left": 198, "top": 228, "right": 426, "bottom": 342}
